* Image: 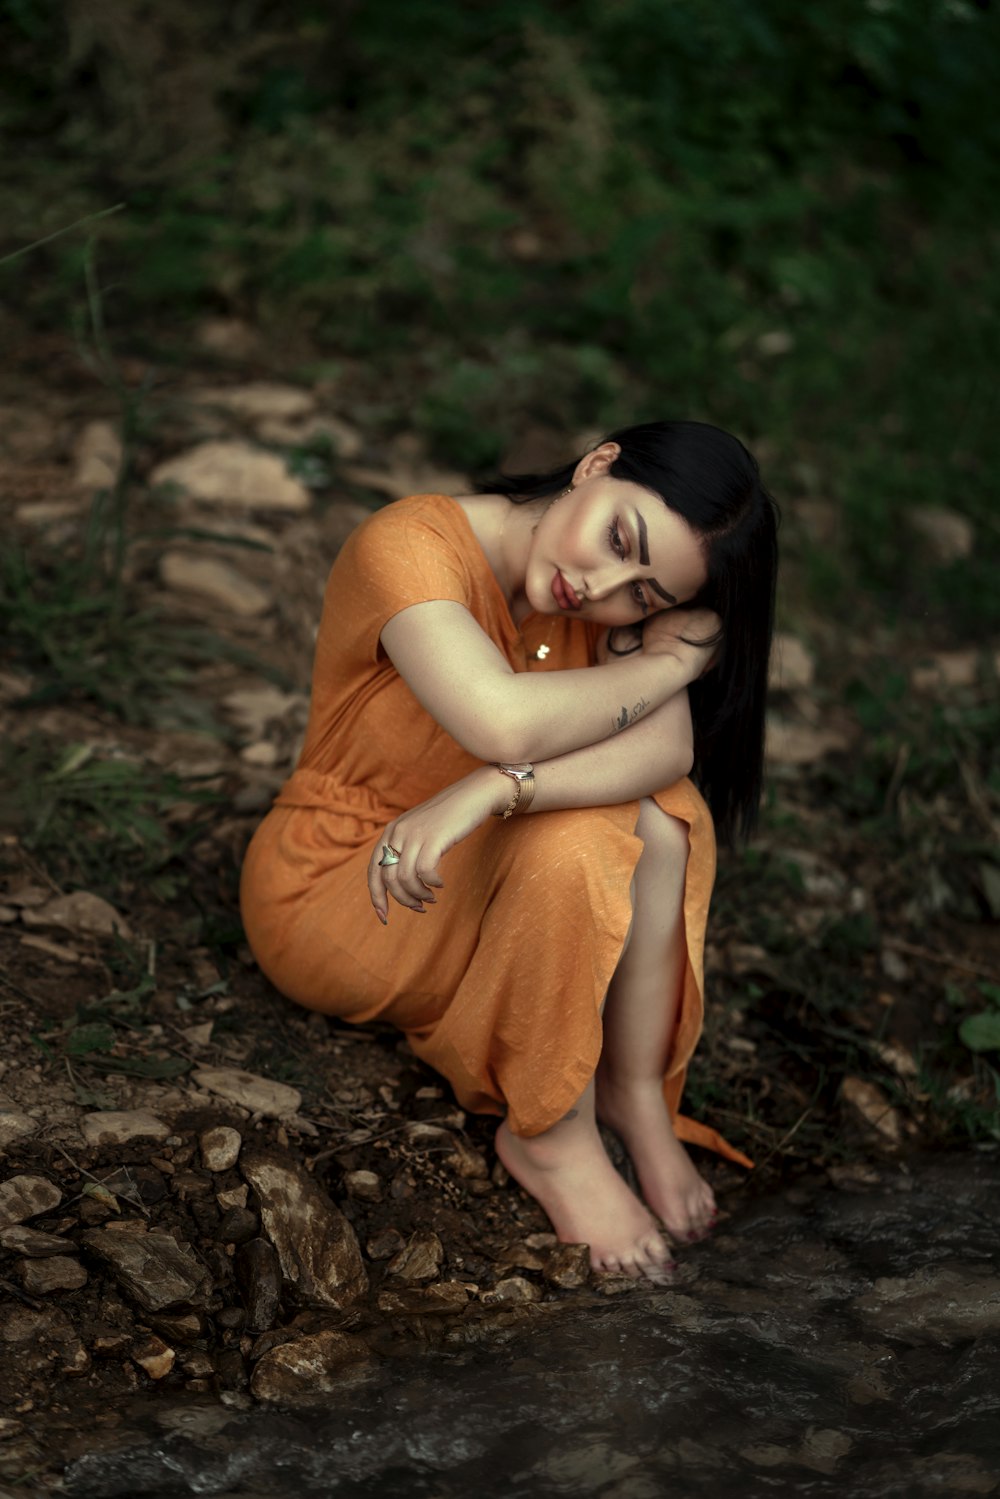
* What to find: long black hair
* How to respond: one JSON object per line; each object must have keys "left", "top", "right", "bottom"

{"left": 475, "top": 420, "right": 779, "bottom": 846}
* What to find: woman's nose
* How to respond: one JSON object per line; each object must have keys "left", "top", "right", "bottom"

{"left": 585, "top": 563, "right": 633, "bottom": 602}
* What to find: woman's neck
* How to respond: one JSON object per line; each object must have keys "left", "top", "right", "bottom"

{"left": 453, "top": 492, "right": 542, "bottom": 624}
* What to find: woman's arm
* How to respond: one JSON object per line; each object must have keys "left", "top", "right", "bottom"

{"left": 367, "top": 689, "right": 693, "bottom": 919}
{"left": 380, "top": 600, "right": 716, "bottom": 764}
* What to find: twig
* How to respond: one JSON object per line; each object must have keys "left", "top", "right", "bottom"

{"left": 0, "top": 203, "right": 125, "bottom": 269}
{"left": 882, "top": 935, "right": 1000, "bottom": 982}
{"left": 51, "top": 1142, "right": 150, "bottom": 1217}
{"left": 746, "top": 1103, "right": 817, "bottom": 1175}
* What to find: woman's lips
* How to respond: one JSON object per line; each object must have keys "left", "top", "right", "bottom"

{"left": 553, "top": 569, "right": 581, "bottom": 610}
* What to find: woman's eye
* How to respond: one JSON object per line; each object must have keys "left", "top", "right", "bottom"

{"left": 631, "top": 582, "right": 648, "bottom": 612}
{"left": 608, "top": 520, "right": 625, "bottom": 558}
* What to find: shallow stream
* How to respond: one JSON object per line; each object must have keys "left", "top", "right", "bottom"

{"left": 62, "top": 1150, "right": 1000, "bottom": 1498}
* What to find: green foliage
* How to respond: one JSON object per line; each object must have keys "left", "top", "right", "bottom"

{"left": 3, "top": 738, "right": 221, "bottom": 900}
{"left": 1, "top": 1, "right": 997, "bottom": 609}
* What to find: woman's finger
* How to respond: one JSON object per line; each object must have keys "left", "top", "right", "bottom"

{"left": 368, "top": 828, "right": 402, "bottom": 924}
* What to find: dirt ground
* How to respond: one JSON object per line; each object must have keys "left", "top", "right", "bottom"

{"left": 1, "top": 328, "right": 997, "bottom": 1489}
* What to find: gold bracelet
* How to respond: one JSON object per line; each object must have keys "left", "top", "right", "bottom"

{"left": 492, "top": 763, "right": 535, "bottom": 819}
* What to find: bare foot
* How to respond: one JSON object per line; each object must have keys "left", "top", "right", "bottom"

{"left": 595, "top": 1074, "right": 717, "bottom": 1243}
{"left": 495, "top": 1118, "right": 676, "bottom": 1284}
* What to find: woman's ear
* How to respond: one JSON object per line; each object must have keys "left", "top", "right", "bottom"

{"left": 574, "top": 441, "right": 621, "bottom": 483}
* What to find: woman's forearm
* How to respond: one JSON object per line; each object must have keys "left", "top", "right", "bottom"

{"left": 485, "top": 690, "right": 694, "bottom": 814}
{"left": 491, "top": 649, "right": 700, "bottom": 764}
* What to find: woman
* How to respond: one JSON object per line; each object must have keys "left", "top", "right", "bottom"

{"left": 240, "top": 419, "right": 778, "bottom": 1286}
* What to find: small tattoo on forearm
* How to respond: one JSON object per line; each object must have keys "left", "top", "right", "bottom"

{"left": 612, "top": 697, "right": 649, "bottom": 733}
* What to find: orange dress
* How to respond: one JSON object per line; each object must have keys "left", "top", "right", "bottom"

{"left": 240, "top": 493, "right": 750, "bottom": 1167}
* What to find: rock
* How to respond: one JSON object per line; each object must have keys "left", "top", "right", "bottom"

{"left": 151, "top": 441, "right": 310, "bottom": 512}
{"left": 0, "top": 1225, "right": 72, "bottom": 1256}
{"left": 90, "top": 1329, "right": 132, "bottom": 1357}
{"left": 375, "top": 1283, "right": 469, "bottom": 1315}
{"left": 239, "top": 740, "right": 279, "bottom": 767}
{"left": 405, "top": 1122, "right": 453, "bottom": 1146}
{"left": 188, "top": 382, "right": 315, "bottom": 424}
{"left": 80, "top": 1110, "right": 171, "bottom": 1147}
{"left": 235, "top": 1237, "right": 283, "bottom": 1333}
{"left": 909, "top": 506, "right": 973, "bottom": 563}
{"left": 132, "top": 1334, "right": 176, "bottom": 1380}
{"left": 73, "top": 420, "right": 122, "bottom": 491}
{"left": 241, "top": 1150, "right": 368, "bottom": 1309}
{"left": 149, "top": 1312, "right": 204, "bottom": 1345}
{"left": 1, "top": 1305, "right": 90, "bottom": 1377}
{"left": 200, "top": 1125, "right": 242, "bottom": 1172}
{"left": 0, "top": 1111, "right": 40, "bottom": 1149}
{"left": 0, "top": 1174, "right": 62, "bottom": 1229}
{"left": 387, "top": 1231, "right": 444, "bottom": 1282}
{"left": 250, "top": 1329, "right": 374, "bottom": 1405}
{"left": 366, "top": 1226, "right": 406, "bottom": 1261}
{"left": 769, "top": 633, "right": 815, "bottom": 693}
{"left": 159, "top": 553, "right": 271, "bottom": 617}
{"left": 481, "top": 1275, "right": 541, "bottom": 1306}
{"left": 854, "top": 1264, "right": 1000, "bottom": 1345}
{"left": 222, "top": 684, "right": 307, "bottom": 738}
{"left": 193, "top": 1067, "right": 301, "bottom": 1118}
{"left": 20, "top": 889, "right": 131, "bottom": 939}
{"left": 343, "top": 1169, "right": 382, "bottom": 1203}
{"left": 80, "top": 1228, "right": 212, "bottom": 1311}
{"left": 216, "top": 1185, "right": 249, "bottom": 1210}
{"left": 797, "top": 1428, "right": 853, "bottom": 1474}
{"left": 524, "top": 1232, "right": 558, "bottom": 1251}
{"left": 446, "top": 1139, "right": 490, "bottom": 1180}
{"left": 218, "top": 1206, "right": 260, "bottom": 1245}
{"left": 766, "top": 718, "right": 850, "bottom": 766}
{"left": 194, "top": 318, "right": 262, "bottom": 360}
{"left": 258, "top": 413, "right": 363, "bottom": 459}
{"left": 17, "top": 1256, "right": 88, "bottom": 1294}
{"left": 840, "top": 1077, "right": 902, "bottom": 1145}
{"left": 544, "top": 1243, "right": 591, "bottom": 1289}
{"left": 910, "top": 649, "right": 979, "bottom": 693}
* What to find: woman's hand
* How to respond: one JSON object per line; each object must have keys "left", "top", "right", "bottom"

{"left": 367, "top": 768, "right": 506, "bottom": 924}
{"left": 641, "top": 607, "right": 722, "bottom": 678}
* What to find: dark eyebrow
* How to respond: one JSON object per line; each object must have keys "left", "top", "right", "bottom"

{"left": 635, "top": 510, "right": 677, "bottom": 605}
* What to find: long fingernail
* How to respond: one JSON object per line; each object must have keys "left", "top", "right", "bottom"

{"left": 376, "top": 910, "right": 387, "bottom": 926}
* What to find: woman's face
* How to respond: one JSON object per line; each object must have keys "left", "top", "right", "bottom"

{"left": 523, "top": 444, "right": 709, "bottom": 627}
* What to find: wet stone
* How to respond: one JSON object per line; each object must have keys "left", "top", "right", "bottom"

{"left": 235, "top": 1237, "right": 283, "bottom": 1334}
{"left": 854, "top": 1263, "right": 1000, "bottom": 1344}
{"left": 376, "top": 1283, "right": 469, "bottom": 1316}
{"left": 250, "top": 1329, "right": 374, "bottom": 1406}
{"left": 0, "top": 1174, "right": 62, "bottom": 1228}
{"left": 386, "top": 1230, "right": 444, "bottom": 1282}
{"left": 241, "top": 1150, "right": 368, "bottom": 1309}
{"left": 80, "top": 1228, "right": 212, "bottom": 1312}
{"left": 17, "top": 1255, "right": 88, "bottom": 1294}
{"left": 544, "top": 1243, "right": 591, "bottom": 1289}
{"left": 481, "top": 1275, "right": 541, "bottom": 1306}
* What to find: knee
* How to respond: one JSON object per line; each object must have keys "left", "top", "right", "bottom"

{"left": 635, "top": 798, "right": 690, "bottom": 870}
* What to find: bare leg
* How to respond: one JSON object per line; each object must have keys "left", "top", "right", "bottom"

{"left": 495, "top": 1077, "right": 676, "bottom": 1282}
{"left": 594, "top": 799, "right": 717, "bottom": 1242}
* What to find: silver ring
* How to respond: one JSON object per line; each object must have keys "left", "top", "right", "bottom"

{"left": 378, "top": 844, "right": 401, "bottom": 867}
